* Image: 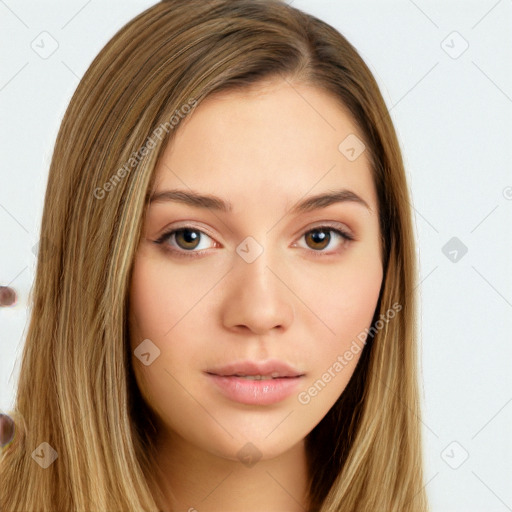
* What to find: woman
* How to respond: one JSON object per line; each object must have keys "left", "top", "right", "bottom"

{"left": 0, "top": 0, "right": 429, "bottom": 510}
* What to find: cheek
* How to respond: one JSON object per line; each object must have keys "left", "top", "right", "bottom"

{"left": 128, "top": 253, "right": 191, "bottom": 382}
{"left": 128, "top": 254, "right": 203, "bottom": 426}
{"left": 331, "top": 259, "right": 382, "bottom": 337}
{"left": 128, "top": 250, "right": 204, "bottom": 344}
{"left": 300, "top": 250, "right": 383, "bottom": 349}
{"left": 295, "top": 250, "right": 383, "bottom": 409}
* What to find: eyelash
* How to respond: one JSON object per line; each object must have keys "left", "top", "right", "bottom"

{"left": 153, "top": 223, "right": 355, "bottom": 259}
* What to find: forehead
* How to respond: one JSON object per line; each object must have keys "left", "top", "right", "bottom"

{"left": 152, "top": 79, "right": 377, "bottom": 214}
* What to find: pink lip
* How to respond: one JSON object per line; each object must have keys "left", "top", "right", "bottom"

{"left": 206, "top": 359, "right": 304, "bottom": 378}
{"left": 205, "top": 359, "right": 305, "bottom": 405}
{"left": 206, "top": 374, "right": 304, "bottom": 405}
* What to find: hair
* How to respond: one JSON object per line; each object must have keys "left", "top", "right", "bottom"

{"left": 0, "top": 0, "right": 428, "bottom": 510}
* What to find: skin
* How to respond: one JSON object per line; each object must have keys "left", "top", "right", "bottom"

{"left": 128, "top": 78, "right": 383, "bottom": 512}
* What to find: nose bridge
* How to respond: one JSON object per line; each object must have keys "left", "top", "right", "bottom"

{"left": 222, "top": 234, "right": 294, "bottom": 333}
{"left": 235, "top": 234, "right": 279, "bottom": 299}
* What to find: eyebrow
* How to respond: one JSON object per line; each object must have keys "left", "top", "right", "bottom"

{"left": 148, "top": 188, "right": 371, "bottom": 214}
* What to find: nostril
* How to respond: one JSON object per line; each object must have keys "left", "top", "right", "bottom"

{"left": 0, "top": 286, "right": 17, "bottom": 307}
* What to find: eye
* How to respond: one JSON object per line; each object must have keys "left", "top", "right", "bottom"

{"left": 295, "top": 224, "right": 354, "bottom": 255}
{"left": 153, "top": 223, "right": 355, "bottom": 259}
{"left": 154, "top": 227, "right": 216, "bottom": 258}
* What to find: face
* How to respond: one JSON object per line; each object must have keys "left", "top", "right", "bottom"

{"left": 128, "top": 79, "right": 383, "bottom": 462}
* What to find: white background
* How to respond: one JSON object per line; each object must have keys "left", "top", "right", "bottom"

{"left": 1, "top": 1, "right": 511, "bottom": 510}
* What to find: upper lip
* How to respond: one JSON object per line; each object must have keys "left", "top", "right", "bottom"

{"left": 206, "top": 359, "right": 305, "bottom": 378}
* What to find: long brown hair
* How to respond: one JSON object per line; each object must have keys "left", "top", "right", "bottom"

{"left": 0, "top": 1, "right": 428, "bottom": 510}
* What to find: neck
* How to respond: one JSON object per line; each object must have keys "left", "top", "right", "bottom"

{"left": 152, "top": 430, "right": 310, "bottom": 512}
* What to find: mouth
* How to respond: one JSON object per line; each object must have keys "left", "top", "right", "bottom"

{"left": 206, "top": 372, "right": 302, "bottom": 380}
{"left": 205, "top": 359, "right": 305, "bottom": 405}
{"left": 205, "top": 359, "right": 305, "bottom": 379}
{"left": 213, "top": 373, "right": 296, "bottom": 380}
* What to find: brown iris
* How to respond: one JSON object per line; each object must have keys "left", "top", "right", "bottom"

{"left": 304, "top": 228, "right": 331, "bottom": 251}
{"left": 174, "top": 228, "right": 201, "bottom": 250}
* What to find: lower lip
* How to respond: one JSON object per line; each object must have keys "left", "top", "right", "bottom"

{"left": 206, "top": 374, "right": 304, "bottom": 405}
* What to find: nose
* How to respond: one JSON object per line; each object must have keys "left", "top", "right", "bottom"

{"left": 221, "top": 243, "right": 294, "bottom": 335}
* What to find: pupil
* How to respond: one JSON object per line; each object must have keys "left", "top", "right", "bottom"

{"left": 178, "top": 229, "right": 199, "bottom": 248}
{"left": 308, "top": 229, "right": 329, "bottom": 250}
